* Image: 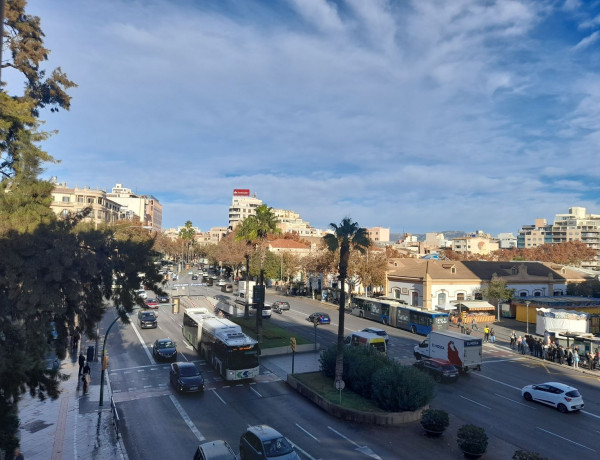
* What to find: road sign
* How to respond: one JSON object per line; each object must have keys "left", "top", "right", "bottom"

{"left": 335, "top": 379, "right": 345, "bottom": 390}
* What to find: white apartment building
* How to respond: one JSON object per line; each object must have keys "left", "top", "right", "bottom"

{"left": 497, "top": 232, "right": 517, "bottom": 249}
{"left": 273, "top": 209, "right": 323, "bottom": 237}
{"left": 551, "top": 207, "right": 600, "bottom": 269}
{"left": 107, "top": 184, "right": 162, "bottom": 232}
{"left": 228, "top": 189, "right": 262, "bottom": 231}
{"left": 452, "top": 231, "right": 499, "bottom": 255}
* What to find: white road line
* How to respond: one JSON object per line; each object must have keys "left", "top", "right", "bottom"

{"left": 249, "top": 386, "right": 262, "bottom": 398}
{"left": 129, "top": 319, "right": 156, "bottom": 365}
{"left": 581, "top": 410, "right": 600, "bottom": 420}
{"left": 169, "top": 395, "right": 205, "bottom": 442}
{"left": 287, "top": 440, "right": 319, "bottom": 460}
{"left": 494, "top": 393, "right": 535, "bottom": 409}
{"left": 328, "top": 426, "right": 361, "bottom": 448}
{"left": 470, "top": 372, "right": 522, "bottom": 390}
{"left": 459, "top": 395, "right": 491, "bottom": 409}
{"left": 211, "top": 388, "right": 227, "bottom": 405}
{"left": 537, "top": 427, "right": 596, "bottom": 451}
{"left": 295, "top": 424, "right": 319, "bottom": 441}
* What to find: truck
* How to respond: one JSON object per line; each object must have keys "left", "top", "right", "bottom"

{"left": 413, "top": 330, "right": 482, "bottom": 373}
{"left": 235, "top": 281, "right": 256, "bottom": 307}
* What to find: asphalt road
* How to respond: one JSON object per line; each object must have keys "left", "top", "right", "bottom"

{"left": 101, "top": 276, "right": 600, "bottom": 459}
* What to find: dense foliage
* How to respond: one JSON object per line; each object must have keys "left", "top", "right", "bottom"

{"left": 319, "top": 345, "right": 434, "bottom": 411}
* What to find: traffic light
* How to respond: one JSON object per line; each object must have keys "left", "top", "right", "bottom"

{"left": 290, "top": 337, "right": 296, "bottom": 352}
{"left": 102, "top": 354, "right": 109, "bottom": 370}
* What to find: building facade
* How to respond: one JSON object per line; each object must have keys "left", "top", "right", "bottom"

{"left": 367, "top": 227, "right": 390, "bottom": 244}
{"left": 228, "top": 189, "right": 263, "bottom": 231}
{"left": 107, "top": 184, "right": 162, "bottom": 232}
{"left": 50, "top": 181, "right": 122, "bottom": 227}
{"left": 452, "top": 231, "right": 499, "bottom": 255}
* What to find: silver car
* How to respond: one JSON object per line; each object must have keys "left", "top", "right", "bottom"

{"left": 239, "top": 425, "right": 300, "bottom": 460}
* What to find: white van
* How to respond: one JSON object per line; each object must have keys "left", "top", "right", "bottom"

{"left": 234, "top": 290, "right": 248, "bottom": 306}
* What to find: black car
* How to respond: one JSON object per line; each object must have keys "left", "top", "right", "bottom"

{"left": 152, "top": 338, "right": 177, "bottom": 361}
{"left": 157, "top": 295, "right": 170, "bottom": 303}
{"left": 170, "top": 362, "right": 205, "bottom": 393}
{"left": 138, "top": 310, "right": 158, "bottom": 329}
{"left": 192, "top": 274, "right": 199, "bottom": 280}
{"left": 307, "top": 312, "right": 331, "bottom": 325}
{"left": 413, "top": 358, "right": 459, "bottom": 383}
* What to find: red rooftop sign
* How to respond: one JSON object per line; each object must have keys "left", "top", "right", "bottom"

{"left": 233, "top": 189, "right": 250, "bottom": 196}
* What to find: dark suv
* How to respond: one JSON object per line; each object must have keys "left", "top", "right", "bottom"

{"left": 413, "top": 358, "right": 459, "bottom": 383}
{"left": 138, "top": 310, "right": 158, "bottom": 329}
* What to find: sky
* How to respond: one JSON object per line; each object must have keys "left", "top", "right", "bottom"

{"left": 5, "top": 0, "right": 600, "bottom": 235}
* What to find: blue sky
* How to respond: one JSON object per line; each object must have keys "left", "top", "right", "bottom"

{"left": 6, "top": 0, "right": 600, "bottom": 235}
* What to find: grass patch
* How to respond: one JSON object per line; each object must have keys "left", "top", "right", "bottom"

{"left": 294, "top": 372, "right": 382, "bottom": 412}
{"left": 229, "top": 316, "right": 312, "bottom": 348}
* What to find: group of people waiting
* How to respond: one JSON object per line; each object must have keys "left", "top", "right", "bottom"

{"left": 509, "top": 331, "right": 600, "bottom": 370}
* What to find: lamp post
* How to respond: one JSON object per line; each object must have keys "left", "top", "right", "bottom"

{"left": 525, "top": 300, "right": 531, "bottom": 335}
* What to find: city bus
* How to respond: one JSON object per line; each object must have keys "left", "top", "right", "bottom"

{"left": 350, "top": 296, "right": 404, "bottom": 325}
{"left": 350, "top": 296, "right": 449, "bottom": 335}
{"left": 199, "top": 316, "right": 260, "bottom": 380}
{"left": 181, "top": 308, "right": 213, "bottom": 349}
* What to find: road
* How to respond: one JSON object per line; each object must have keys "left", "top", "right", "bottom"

{"left": 102, "top": 275, "right": 600, "bottom": 459}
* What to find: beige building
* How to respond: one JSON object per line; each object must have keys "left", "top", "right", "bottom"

{"left": 367, "top": 227, "right": 390, "bottom": 244}
{"left": 273, "top": 209, "right": 323, "bottom": 237}
{"left": 50, "top": 181, "right": 122, "bottom": 226}
{"left": 452, "top": 231, "right": 499, "bottom": 255}
{"left": 107, "top": 184, "right": 162, "bottom": 232}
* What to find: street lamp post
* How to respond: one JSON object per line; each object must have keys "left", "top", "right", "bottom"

{"left": 525, "top": 301, "right": 531, "bottom": 335}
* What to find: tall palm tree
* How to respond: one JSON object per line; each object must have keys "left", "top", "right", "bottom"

{"left": 324, "top": 217, "right": 370, "bottom": 384}
{"left": 235, "top": 205, "right": 279, "bottom": 339}
{"left": 178, "top": 220, "right": 195, "bottom": 263}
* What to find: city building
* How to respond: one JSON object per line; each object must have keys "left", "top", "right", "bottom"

{"left": 452, "top": 230, "right": 499, "bottom": 255}
{"left": 367, "top": 227, "right": 390, "bottom": 244}
{"left": 497, "top": 232, "right": 517, "bottom": 249}
{"left": 107, "top": 184, "right": 162, "bottom": 232}
{"left": 386, "top": 259, "right": 590, "bottom": 310}
{"left": 517, "top": 218, "right": 552, "bottom": 248}
{"left": 195, "top": 227, "right": 229, "bottom": 245}
{"left": 228, "top": 189, "right": 262, "bottom": 231}
{"left": 50, "top": 180, "right": 122, "bottom": 227}
{"left": 272, "top": 209, "right": 323, "bottom": 237}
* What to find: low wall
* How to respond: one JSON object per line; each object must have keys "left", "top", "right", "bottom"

{"left": 287, "top": 374, "right": 424, "bottom": 426}
{"left": 260, "top": 343, "right": 318, "bottom": 357}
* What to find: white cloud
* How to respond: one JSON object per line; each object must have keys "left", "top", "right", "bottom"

{"left": 572, "top": 30, "right": 600, "bottom": 50}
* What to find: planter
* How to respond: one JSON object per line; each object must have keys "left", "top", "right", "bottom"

{"left": 423, "top": 428, "right": 445, "bottom": 437}
{"left": 420, "top": 408, "right": 449, "bottom": 437}
{"left": 457, "top": 424, "right": 487, "bottom": 459}
{"left": 461, "top": 450, "right": 484, "bottom": 459}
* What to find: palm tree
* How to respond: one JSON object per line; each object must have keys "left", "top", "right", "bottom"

{"left": 324, "top": 217, "right": 370, "bottom": 384}
{"left": 178, "top": 220, "right": 196, "bottom": 264}
{"left": 235, "top": 205, "right": 279, "bottom": 339}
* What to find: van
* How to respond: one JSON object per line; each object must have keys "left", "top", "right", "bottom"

{"left": 221, "top": 284, "right": 233, "bottom": 293}
{"left": 344, "top": 331, "right": 387, "bottom": 354}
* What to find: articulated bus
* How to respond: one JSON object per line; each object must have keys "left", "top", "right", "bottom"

{"left": 182, "top": 308, "right": 260, "bottom": 380}
{"left": 350, "top": 296, "right": 449, "bottom": 335}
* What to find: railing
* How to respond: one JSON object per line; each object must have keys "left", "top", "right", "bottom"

{"left": 110, "top": 396, "right": 120, "bottom": 438}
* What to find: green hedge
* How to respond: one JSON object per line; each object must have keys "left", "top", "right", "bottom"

{"left": 319, "top": 345, "right": 434, "bottom": 411}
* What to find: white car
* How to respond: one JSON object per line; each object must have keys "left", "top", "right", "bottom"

{"left": 521, "top": 382, "right": 584, "bottom": 413}
{"left": 136, "top": 289, "right": 148, "bottom": 299}
{"left": 217, "top": 279, "right": 227, "bottom": 286}
{"left": 261, "top": 304, "right": 272, "bottom": 319}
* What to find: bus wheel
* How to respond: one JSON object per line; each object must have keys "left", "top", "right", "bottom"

{"left": 411, "top": 326, "right": 417, "bottom": 334}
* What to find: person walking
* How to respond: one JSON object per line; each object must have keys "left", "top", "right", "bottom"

{"left": 471, "top": 316, "right": 478, "bottom": 330}
{"left": 490, "top": 327, "right": 495, "bottom": 343}
{"left": 78, "top": 352, "right": 85, "bottom": 376}
{"left": 72, "top": 330, "right": 80, "bottom": 350}
{"left": 82, "top": 362, "right": 91, "bottom": 394}
{"left": 483, "top": 326, "right": 490, "bottom": 342}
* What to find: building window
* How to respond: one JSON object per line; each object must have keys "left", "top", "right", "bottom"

{"left": 474, "top": 292, "right": 483, "bottom": 300}
{"left": 519, "top": 291, "right": 528, "bottom": 297}
{"left": 392, "top": 288, "right": 401, "bottom": 299}
{"left": 437, "top": 292, "right": 446, "bottom": 306}
{"left": 77, "top": 196, "right": 84, "bottom": 203}
{"left": 451, "top": 266, "right": 456, "bottom": 274}
{"left": 62, "top": 196, "right": 70, "bottom": 202}
{"left": 456, "top": 293, "right": 465, "bottom": 301}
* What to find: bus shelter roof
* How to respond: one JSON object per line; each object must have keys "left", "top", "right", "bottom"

{"left": 451, "top": 301, "right": 495, "bottom": 311}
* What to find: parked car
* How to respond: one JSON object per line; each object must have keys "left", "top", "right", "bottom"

{"left": 152, "top": 338, "right": 177, "bottom": 361}
{"left": 193, "top": 440, "right": 237, "bottom": 460}
{"left": 239, "top": 425, "right": 300, "bottom": 460}
{"left": 170, "top": 362, "right": 205, "bottom": 393}
{"left": 412, "top": 358, "right": 459, "bottom": 383}
{"left": 157, "top": 295, "right": 170, "bottom": 303}
{"left": 521, "top": 382, "right": 584, "bottom": 413}
{"left": 144, "top": 298, "right": 159, "bottom": 309}
{"left": 271, "top": 301, "right": 290, "bottom": 313}
{"left": 307, "top": 312, "right": 331, "bottom": 325}
{"left": 138, "top": 310, "right": 158, "bottom": 329}
{"left": 136, "top": 289, "right": 148, "bottom": 300}
{"left": 361, "top": 327, "right": 390, "bottom": 344}
{"left": 217, "top": 279, "right": 227, "bottom": 286}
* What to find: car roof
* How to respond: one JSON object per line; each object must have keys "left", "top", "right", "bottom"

{"left": 246, "top": 424, "right": 283, "bottom": 440}
{"left": 363, "top": 327, "right": 386, "bottom": 333}
{"left": 538, "top": 382, "right": 576, "bottom": 390}
{"left": 156, "top": 338, "right": 174, "bottom": 344}
{"left": 197, "top": 440, "right": 236, "bottom": 458}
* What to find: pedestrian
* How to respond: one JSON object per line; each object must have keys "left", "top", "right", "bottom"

{"left": 13, "top": 447, "right": 24, "bottom": 460}
{"left": 82, "top": 362, "right": 91, "bottom": 394}
{"left": 517, "top": 335, "right": 522, "bottom": 353}
{"left": 490, "top": 327, "right": 495, "bottom": 343}
{"left": 483, "top": 326, "right": 490, "bottom": 342}
{"left": 510, "top": 331, "right": 517, "bottom": 349}
{"left": 78, "top": 352, "right": 85, "bottom": 375}
{"left": 465, "top": 327, "right": 471, "bottom": 335}
{"left": 557, "top": 346, "right": 564, "bottom": 365}
{"left": 471, "top": 316, "right": 478, "bottom": 330}
{"left": 574, "top": 349, "right": 580, "bottom": 369}
{"left": 72, "top": 330, "right": 80, "bottom": 350}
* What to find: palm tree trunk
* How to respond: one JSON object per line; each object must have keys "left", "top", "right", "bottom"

{"left": 244, "top": 254, "right": 250, "bottom": 319}
{"left": 335, "top": 276, "right": 346, "bottom": 383}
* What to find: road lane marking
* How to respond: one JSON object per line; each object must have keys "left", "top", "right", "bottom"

{"left": 328, "top": 426, "right": 360, "bottom": 448}
{"left": 470, "top": 372, "right": 521, "bottom": 390}
{"left": 459, "top": 395, "right": 491, "bottom": 409}
{"left": 537, "top": 427, "right": 595, "bottom": 451}
{"left": 249, "top": 386, "right": 262, "bottom": 398}
{"left": 169, "top": 394, "right": 205, "bottom": 442}
{"left": 494, "top": 393, "right": 535, "bottom": 408}
{"left": 296, "top": 424, "right": 319, "bottom": 441}
{"left": 211, "top": 389, "right": 227, "bottom": 405}
{"left": 129, "top": 319, "right": 156, "bottom": 364}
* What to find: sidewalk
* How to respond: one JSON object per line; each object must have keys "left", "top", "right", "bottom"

{"left": 17, "top": 340, "right": 126, "bottom": 460}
